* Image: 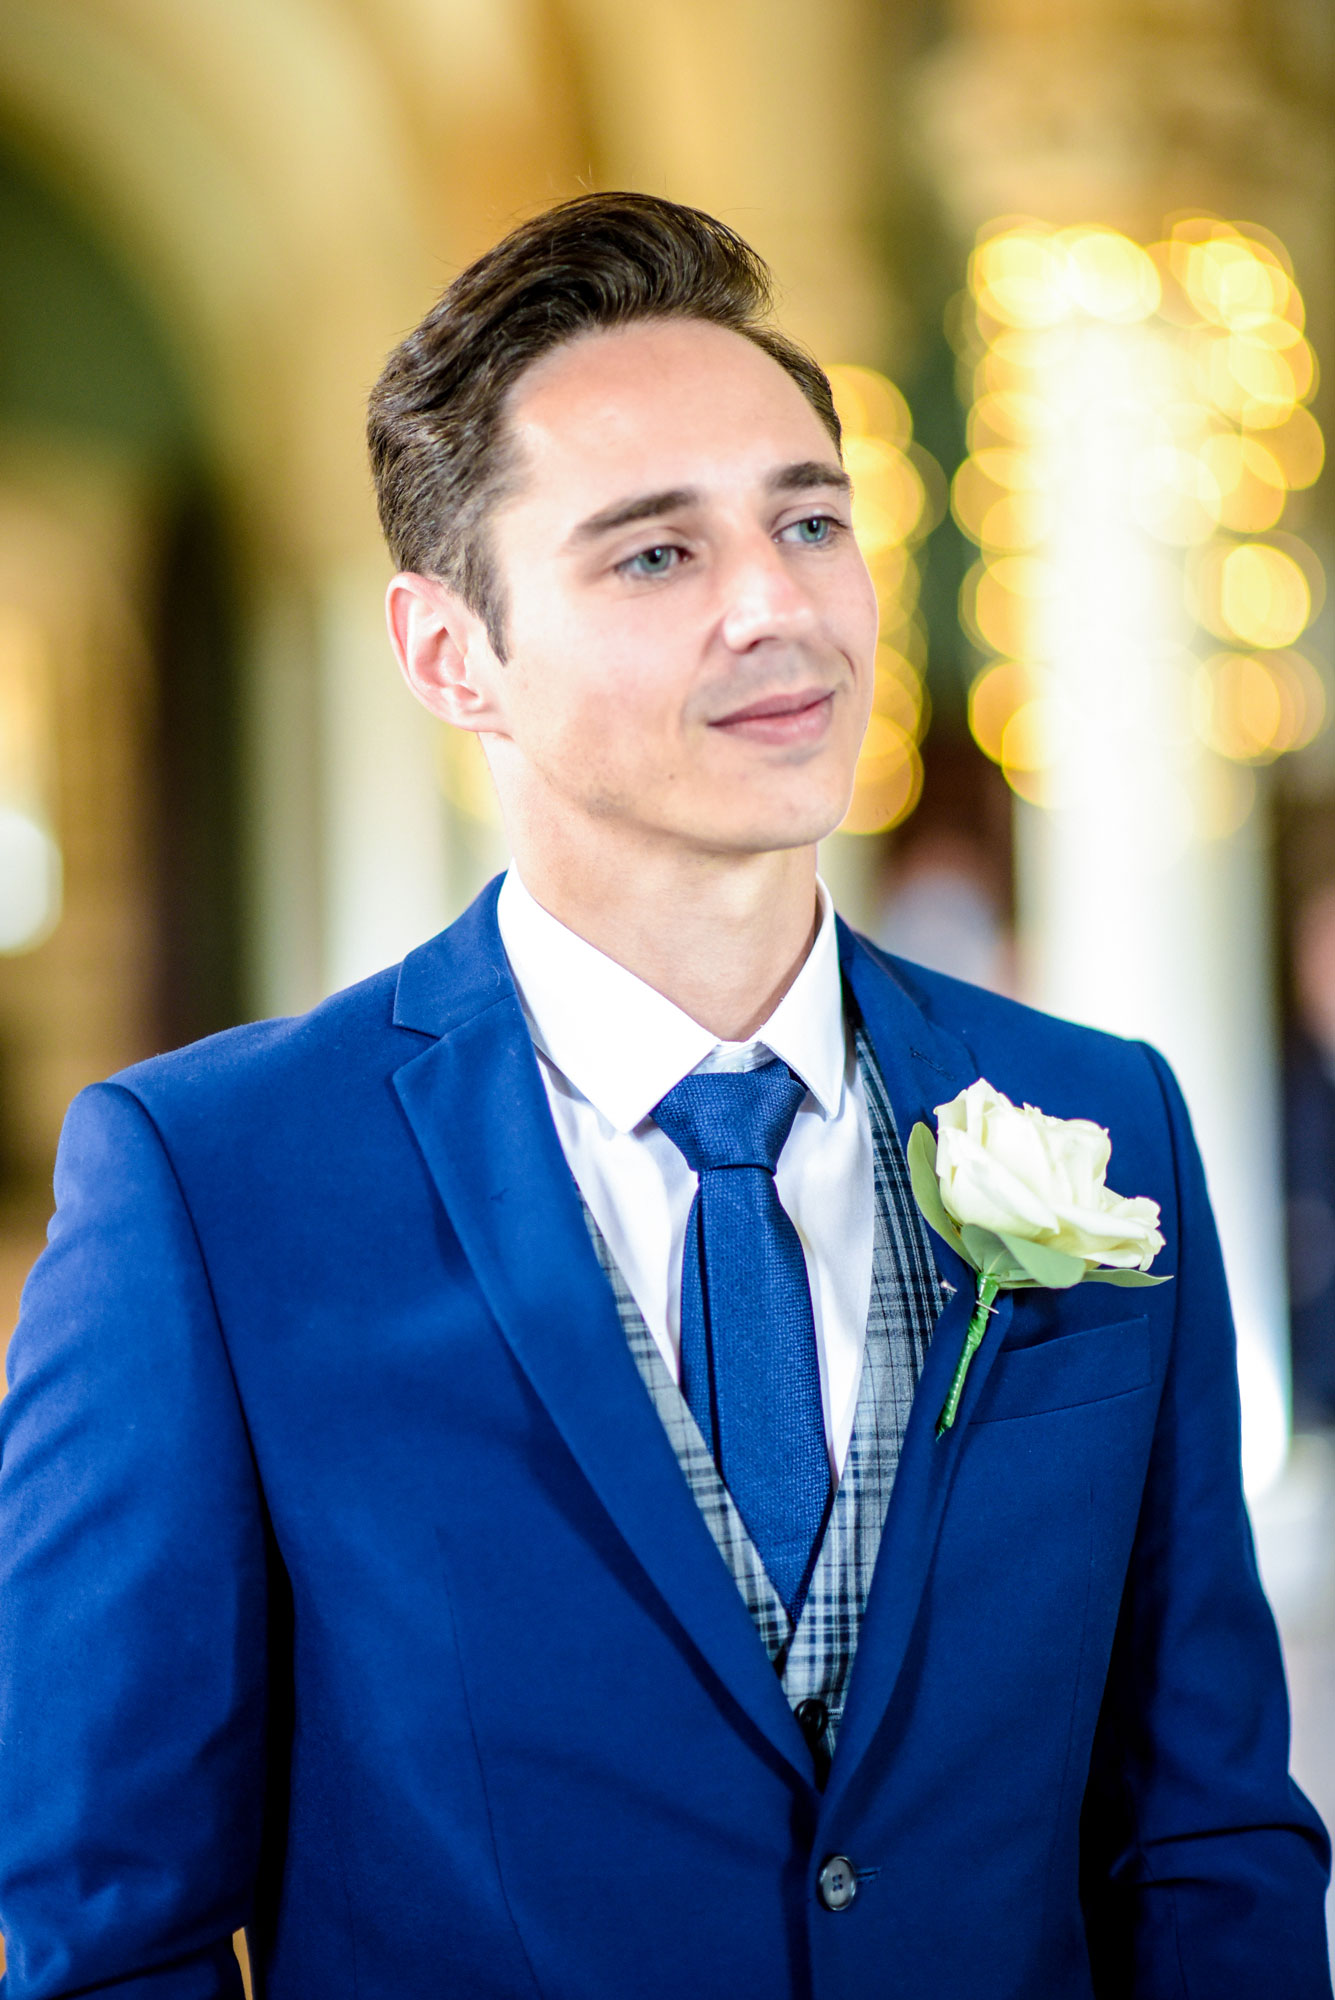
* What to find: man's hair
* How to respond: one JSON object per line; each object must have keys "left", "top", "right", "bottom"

{"left": 367, "top": 191, "right": 841, "bottom": 654}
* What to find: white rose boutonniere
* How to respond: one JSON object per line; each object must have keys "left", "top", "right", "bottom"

{"left": 907, "top": 1080, "right": 1171, "bottom": 1436}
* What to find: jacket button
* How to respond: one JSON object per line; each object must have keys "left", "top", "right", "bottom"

{"left": 794, "top": 1697, "right": 829, "bottom": 1752}
{"left": 817, "top": 1854, "right": 858, "bottom": 1912}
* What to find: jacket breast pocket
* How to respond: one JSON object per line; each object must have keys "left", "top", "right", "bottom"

{"left": 973, "top": 1314, "right": 1153, "bottom": 1423}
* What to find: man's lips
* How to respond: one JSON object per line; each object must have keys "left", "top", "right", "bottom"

{"left": 709, "top": 688, "right": 836, "bottom": 745}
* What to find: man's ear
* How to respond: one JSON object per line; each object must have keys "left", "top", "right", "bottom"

{"left": 385, "top": 572, "right": 506, "bottom": 732}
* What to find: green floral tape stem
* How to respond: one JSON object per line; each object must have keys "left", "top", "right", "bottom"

{"left": 936, "top": 1274, "right": 1000, "bottom": 1437}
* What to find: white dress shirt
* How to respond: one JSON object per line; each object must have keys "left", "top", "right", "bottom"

{"left": 496, "top": 869, "right": 875, "bottom": 1477}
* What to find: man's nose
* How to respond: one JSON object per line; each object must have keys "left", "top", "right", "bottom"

{"left": 717, "top": 534, "right": 821, "bottom": 653}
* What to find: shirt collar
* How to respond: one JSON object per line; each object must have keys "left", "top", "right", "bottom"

{"left": 495, "top": 867, "right": 847, "bottom": 1135}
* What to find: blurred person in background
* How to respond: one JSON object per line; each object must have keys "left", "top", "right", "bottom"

{"left": 0, "top": 194, "right": 1328, "bottom": 1999}
{"left": 1286, "top": 881, "right": 1335, "bottom": 1426}
{"left": 872, "top": 826, "right": 1013, "bottom": 994}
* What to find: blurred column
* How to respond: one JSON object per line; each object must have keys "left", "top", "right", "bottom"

{"left": 316, "top": 564, "right": 451, "bottom": 995}
{"left": 911, "top": 0, "right": 1333, "bottom": 1491}
{"left": 241, "top": 583, "right": 324, "bottom": 1018}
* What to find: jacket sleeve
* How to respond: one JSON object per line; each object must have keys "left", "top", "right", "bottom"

{"left": 0, "top": 1083, "right": 268, "bottom": 1998}
{"left": 1080, "top": 1044, "right": 1332, "bottom": 1996}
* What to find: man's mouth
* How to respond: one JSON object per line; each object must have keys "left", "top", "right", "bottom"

{"left": 709, "top": 687, "right": 836, "bottom": 747}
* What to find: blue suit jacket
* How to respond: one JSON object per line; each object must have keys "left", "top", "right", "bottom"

{"left": 0, "top": 881, "right": 1328, "bottom": 1998}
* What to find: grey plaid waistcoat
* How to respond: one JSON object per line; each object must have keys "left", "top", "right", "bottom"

{"left": 584, "top": 1024, "right": 943, "bottom": 1767}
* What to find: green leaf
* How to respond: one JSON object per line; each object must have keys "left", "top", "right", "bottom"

{"left": 906, "top": 1123, "right": 967, "bottom": 1259}
{"left": 960, "top": 1225, "right": 1033, "bottom": 1285}
{"left": 997, "top": 1232, "right": 1087, "bottom": 1290}
{"left": 959, "top": 1222, "right": 1000, "bottom": 1271}
{"left": 1081, "top": 1268, "right": 1172, "bottom": 1287}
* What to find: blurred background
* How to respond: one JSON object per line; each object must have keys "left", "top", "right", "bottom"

{"left": 0, "top": 0, "right": 1333, "bottom": 1977}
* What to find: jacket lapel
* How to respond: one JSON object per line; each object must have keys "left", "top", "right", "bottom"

{"left": 820, "top": 924, "right": 1015, "bottom": 1817}
{"left": 391, "top": 882, "right": 808, "bottom": 1780}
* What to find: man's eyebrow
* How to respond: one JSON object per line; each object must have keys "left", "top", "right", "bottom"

{"left": 567, "top": 489, "right": 700, "bottom": 545}
{"left": 566, "top": 461, "right": 852, "bottom": 548}
{"left": 768, "top": 459, "right": 852, "bottom": 495}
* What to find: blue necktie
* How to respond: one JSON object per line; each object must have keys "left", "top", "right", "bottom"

{"left": 653, "top": 1062, "right": 832, "bottom": 1620}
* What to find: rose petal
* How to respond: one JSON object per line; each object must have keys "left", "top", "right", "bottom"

{"left": 937, "top": 1129, "right": 1061, "bottom": 1236}
{"left": 931, "top": 1079, "right": 1164, "bottom": 1273}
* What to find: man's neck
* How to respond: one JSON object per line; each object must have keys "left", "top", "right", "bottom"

{"left": 508, "top": 838, "right": 822, "bottom": 1044}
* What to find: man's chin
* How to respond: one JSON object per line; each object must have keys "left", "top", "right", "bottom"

{"left": 695, "top": 754, "right": 860, "bottom": 854}
{"left": 687, "top": 800, "right": 852, "bottom": 858}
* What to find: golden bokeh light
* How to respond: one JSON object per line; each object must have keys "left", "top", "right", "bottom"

{"left": 1264, "top": 405, "right": 1325, "bottom": 488}
{"left": 966, "top": 555, "right": 1055, "bottom": 661}
{"left": 843, "top": 435, "right": 926, "bottom": 555}
{"left": 1060, "top": 227, "right": 1161, "bottom": 323}
{"left": 1193, "top": 649, "right": 1326, "bottom": 762}
{"left": 861, "top": 541, "right": 914, "bottom": 617}
{"left": 840, "top": 723, "right": 923, "bottom": 835}
{"left": 1174, "top": 232, "right": 1294, "bottom": 332}
{"left": 970, "top": 226, "right": 1067, "bottom": 330}
{"left": 967, "top": 390, "right": 1049, "bottom": 448}
{"left": 950, "top": 448, "right": 1045, "bottom": 546}
{"left": 1197, "top": 329, "right": 1317, "bottom": 426}
{"left": 970, "top": 225, "right": 1159, "bottom": 329}
{"left": 957, "top": 213, "right": 1327, "bottom": 808}
{"left": 999, "top": 697, "right": 1056, "bottom": 773}
{"left": 0, "top": 605, "right": 63, "bottom": 955}
{"left": 1200, "top": 434, "right": 1287, "bottom": 533}
{"left": 967, "top": 660, "right": 1044, "bottom": 764}
{"left": 828, "top": 363, "right": 941, "bottom": 837}
{"left": 873, "top": 643, "right": 929, "bottom": 737}
{"left": 980, "top": 491, "right": 1053, "bottom": 553}
{"left": 828, "top": 364, "right": 912, "bottom": 450}
{"left": 1196, "top": 540, "right": 1312, "bottom": 650}
{"left": 0, "top": 607, "right": 49, "bottom": 807}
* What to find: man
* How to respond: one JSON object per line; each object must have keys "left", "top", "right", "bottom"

{"left": 0, "top": 193, "right": 1328, "bottom": 1998}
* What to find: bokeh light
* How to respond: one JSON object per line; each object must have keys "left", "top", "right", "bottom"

{"left": 829, "top": 363, "right": 941, "bottom": 835}
{"left": 1198, "top": 540, "right": 1312, "bottom": 649}
{"left": 971, "top": 223, "right": 1162, "bottom": 329}
{"left": 0, "top": 808, "right": 61, "bottom": 954}
{"left": 1193, "top": 649, "right": 1326, "bottom": 762}
{"left": 0, "top": 605, "right": 61, "bottom": 952}
{"left": 842, "top": 435, "right": 926, "bottom": 555}
{"left": 955, "top": 214, "right": 1326, "bottom": 818}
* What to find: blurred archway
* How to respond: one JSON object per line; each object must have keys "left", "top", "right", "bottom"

{"left": 0, "top": 139, "right": 242, "bottom": 1305}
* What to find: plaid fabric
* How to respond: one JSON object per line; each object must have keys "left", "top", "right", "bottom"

{"left": 583, "top": 1026, "right": 942, "bottom": 1762}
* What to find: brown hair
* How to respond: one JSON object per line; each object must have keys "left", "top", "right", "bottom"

{"left": 367, "top": 191, "right": 840, "bottom": 655}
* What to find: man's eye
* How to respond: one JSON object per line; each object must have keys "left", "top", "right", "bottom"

{"left": 783, "top": 515, "right": 838, "bottom": 545}
{"left": 623, "top": 544, "right": 682, "bottom": 578}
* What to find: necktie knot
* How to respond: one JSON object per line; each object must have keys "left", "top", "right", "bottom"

{"left": 652, "top": 1062, "right": 808, "bottom": 1177}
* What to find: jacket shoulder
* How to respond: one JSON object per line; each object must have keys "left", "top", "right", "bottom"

{"left": 850, "top": 932, "right": 1166, "bottom": 1123}
{"left": 105, "top": 962, "right": 426, "bottom": 1130}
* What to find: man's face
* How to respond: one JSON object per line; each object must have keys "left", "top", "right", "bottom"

{"left": 477, "top": 317, "right": 879, "bottom": 858}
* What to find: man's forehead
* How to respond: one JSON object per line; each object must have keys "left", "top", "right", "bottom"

{"left": 502, "top": 318, "right": 836, "bottom": 507}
